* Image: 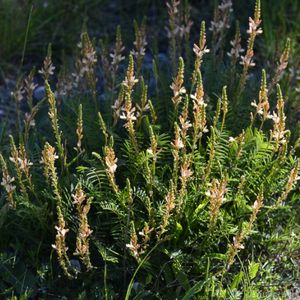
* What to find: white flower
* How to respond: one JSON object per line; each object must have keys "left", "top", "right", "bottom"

{"left": 240, "top": 55, "right": 255, "bottom": 67}
{"left": 55, "top": 225, "right": 69, "bottom": 237}
{"left": 79, "top": 228, "right": 93, "bottom": 238}
{"left": 39, "top": 153, "right": 58, "bottom": 165}
{"left": 147, "top": 148, "right": 153, "bottom": 155}
{"left": 172, "top": 137, "right": 184, "bottom": 150}
{"left": 251, "top": 100, "right": 257, "bottom": 108}
{"left": 178, "top": 20, "right": 193, "bottom": 37}
{"left": 190, "top": 94, "right": 207, "bottom": 107}
{"left": 110, "top": 52, "right": 125, "bottom": 65}
{"left": 123, "top": 76, "right": 138, "bottom": 89}
{"left": 257, "top": 108, "right": 264, "bottom": 115}
{"left": 38, "top": 63, "right": 55, "bottom": 76}
{"left": 218, "top": 0, "right": 232, "bottom": 11}
{"left": 12, "top": 89, "right": 24, "bottom": 102}
{"left": 209, "top": 20, "right": 226, "bottom": 32}
{"left": 120, "top": 107, "right": 137, "bottom": 122}
{"left": 170, "top": 83, "right": 186, "bottom": 97}
{"left": 252, "top": 200, "right": 260, "bottom": 210}
{"left": 126, "top": 241, "right": 139, "bottom": 258}
{"left": 233, "top": 236, "right": 244, "bottom": 249}
{"left": 24, "top": 113, "right": 36, "bottom": 127}
{"left": 179, "top": 118, "right": 192, "bottom": 131}
{"left": 181, "top": 167, "right": 193, "bottom": 179}
{"left": 203, "top": 127, "right": 209, "bottom": 133}
{"left": 108, "top": 163, "right": 117, "bottom": 174}
{"left": 193, "top": 44, "right": 210, "bottom": 58}
{"left": 227, "top": 40, "right": 244, "bottom": 58}
{"left": 1, "top": 175, "right": 16, "bottom": 193}
{"left": 247, "top": 17, "right": 263, "bottom": 35}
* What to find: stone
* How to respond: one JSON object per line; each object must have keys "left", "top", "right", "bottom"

{"left": 33, "top": 86, "right": 46, "bottom": 101}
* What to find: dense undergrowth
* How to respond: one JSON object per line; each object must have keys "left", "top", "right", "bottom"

{"left": 0, "top": 0, "right": 299, "bottom": 299}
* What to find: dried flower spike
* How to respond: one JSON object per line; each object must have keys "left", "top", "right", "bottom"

{"left": 226, "top": 190, "right": 264, "bottom": 269}
{"left": 172, "top": 122, "right": 184, "bottom": 153}
{"left": 170, "top": 57, "right": 186, "bottom": 107}
{"left": 45, "top": 81, "right": 65, "bottom": 164}
{"left": 104, "top": 142, "right": 119, "bottom": 193}
{"left": 76, "top": 104, "right": 84, "bottom": 151}
{"left": 41, "top": 142, "right": 72, "bottom": 277}
{"left": 52, "top": 216, "right": 72, "bottom": 278}
{"left": 235, "top": 0, "right": 262, "bottom": 105}
{"left": 136, "top": 78, "right": 150, "bottom": 127}
{"left": 123, "top": 54, "right": 138, "bottom": 93}
{"left": 39, "top": 43, "right": 55, "bottom": 81}
{"left": 24, "top": 69, "right": 38, "bottom": 111}
{"left": 112, "top": 85, "right": 125, "bottom": 126}
{"left": 276, "top": 160, "right": 299, "bottom": 206}
{"left": 131, "top": 19, "right": 147, "bottom": 75}
{"left": 166, "top": 0, "right": 181, "bottom": 73}
{"left": 192, "top": 21, "right": 210, "bottom": 83}
{"left": 139, "top": 222, "right": 154, "bottom": 253}
{"left": 73, "top": 32, "right": 98, "bottom": 106}
{"left": 269, "top": 38, "right": 290, "bottom": 93}
{"left": 40, "top": 142, "right": 59, "bottom": 180}
{"left": 73, "top": 186, "right": 93, "bottom": 270}
{"left": 110, "top": 25, "right": 125, "bottom": 82}
{"left": 251, "top": 69, "right": 272, "bottom": 127}
{"left": 221, "top": 86, "right": 228, "bottom": 130}
{"left": 179, "top": 96, "right": 192, "bottom": 144}
{"left": 271, "top": 84, "right": 289, "bottom": 148}
{"left": 191, "top": 71, "right": 208, "bottom": 149}
{"left": 158, "top": 180, "right": 176, "bottom": 239}
{"left": 207, "top": 177, "right": 227, "bottom": 229}
{"left": 227, "top": 21, "right": 244, "bottom": 62}
{"left": 55, "top": 56, "right": 73, "bottom": 99}
{"left": 120, "top": 55, "right": 139, "bottom": 150}
{"left": 126, "top": 221, "right": 141, "bottom": 259}
{"left": 179, "top": 155, "right": 193, "bottom": 197}
{"left": 210, "top": 0, "right": 233, "bottom": 57}
{"left": 9, "top": 136, "right": 33, "bottom": 195}
{"left": 0, "top": 154, "right": 16, "bottom": 208}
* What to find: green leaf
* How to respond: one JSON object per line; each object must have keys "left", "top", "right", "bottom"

{"left": 174, "top": 222, "right": 183, "bottom": 239}
{"left": 193, "top": 199, "right": 208, "bottom": 217}
{"left": 96, "top": 242, "right": 119, "bottom": 263}
{"left": 207, "top": 253, "right": 227, "bottom": 261}
{"left": 181, "top": 279, "right": 209, "bottom": 300}
{"left": 0, "top": 203, "right": 10, "bottom": 229}
{"left": 230, "top": 271, "right": 244, "bottom": 290}
{"left": 219, "top": 288, "right": 227, "bottom": 299}
{"left": 248, "top": 261, "right": 260, "bottom": 280}
{"left": 176, "top": 270, "right": 191, "bottom": 291}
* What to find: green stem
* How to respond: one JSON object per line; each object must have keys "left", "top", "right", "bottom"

{"left": 125, "top": 242, "right": 160, "bottom": 300}
{"left": 20, "top": 5, "right": 33, "bottom": 69}
{"left": 104, "top": 261, "right": 108, "bottom": 300}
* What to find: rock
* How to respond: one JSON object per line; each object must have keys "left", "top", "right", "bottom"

{"left": 143, "top": 52, "right": 153, "bottom": 71}
{"left": 147, "top": 77, "right": 157, "bottom": 96}
{"left": 33, "top": 86, "right": 46, "bottom": 101}
{"left": 158, "top": 52, "right": 169, "bottom": 65}
{"left": 70, "top": 259, "right": 81, "bottom": 272}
